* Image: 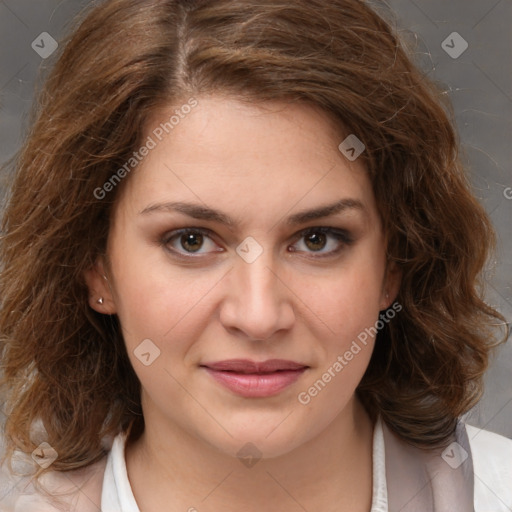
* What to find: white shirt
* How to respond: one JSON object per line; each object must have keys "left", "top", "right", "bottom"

{"left": 100, "top": 417, "right": 512, "bottom": 511}
{"left": 3, "top": 418, "right": 511, "bottom": 511}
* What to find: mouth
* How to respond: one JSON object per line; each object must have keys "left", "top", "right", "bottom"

{"left": 200, "top": 358, "right": 308, "bottom": 373}
{"left": 200, "top": 359, "right": 309, "bottom": 397}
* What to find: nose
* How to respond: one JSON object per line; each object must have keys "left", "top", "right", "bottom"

{"left": 219, "top": 249, "right": 295, "bottom": 341}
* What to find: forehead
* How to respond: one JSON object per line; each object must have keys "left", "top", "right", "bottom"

{"left": 117, "top": 95, "right": 378, "bottom": 227}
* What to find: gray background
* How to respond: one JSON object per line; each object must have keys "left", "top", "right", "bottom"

{"left": 0, "top": 0, "right": 511, "bottom": 438}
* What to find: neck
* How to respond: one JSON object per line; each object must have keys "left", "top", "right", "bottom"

{"left": 126, "top": 397, "right": 374, "bottom": 512}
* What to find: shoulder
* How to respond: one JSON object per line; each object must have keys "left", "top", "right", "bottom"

{"left": 465, "top": 423, "right": 512, "bottom": 511}
{"left": 0, "top": 454, "right": 107, "bottom": 512}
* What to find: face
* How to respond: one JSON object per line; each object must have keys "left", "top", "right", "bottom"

{"left": 86, "top": 95, "right": 400, "bottom": 458}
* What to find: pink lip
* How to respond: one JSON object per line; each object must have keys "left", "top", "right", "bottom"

{"left": 200, "top": 359, "right": 309, "bottom": 398}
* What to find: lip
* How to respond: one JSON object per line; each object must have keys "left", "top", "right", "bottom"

{"left": 200, "top": 359, "right": 309, "bottom": 398}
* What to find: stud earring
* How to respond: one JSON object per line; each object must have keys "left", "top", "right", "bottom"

{"left": 97, "top": 297, "right": 104, "bottom": 305}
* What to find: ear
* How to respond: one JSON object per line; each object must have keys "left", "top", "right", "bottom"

{"left": 84, "top": 257, "right": 117, "bottom": 315}
{"left": 379, "top": 260, "right": 402, "bottom": 311}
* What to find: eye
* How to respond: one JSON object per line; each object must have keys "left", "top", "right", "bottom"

{"left": 162, "top": 228, "right": 222, "bottom": 257}
{"left": 161, "top": 226, "right": 353, "bottom": 260}
{"left": 289, "top": 227, "right": 353, "bottom": 257}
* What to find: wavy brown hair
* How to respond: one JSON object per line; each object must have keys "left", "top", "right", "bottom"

{"left": 0, "top": 0, "right": 508, "bottom": 478}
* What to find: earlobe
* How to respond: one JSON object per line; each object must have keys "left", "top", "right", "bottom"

{"left": 380, "top": 260, "right": 402, "bottom": 310}
{"left": 84, "top": 258, "right": 117, "bottom": 314}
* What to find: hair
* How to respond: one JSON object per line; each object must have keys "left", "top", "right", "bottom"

{"left": 0, "top": 0, "right": 508, "bottom": 479}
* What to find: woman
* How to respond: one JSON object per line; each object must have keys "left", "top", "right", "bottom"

{"left": 0, "top": 0, "right": 510, "bottom": 510}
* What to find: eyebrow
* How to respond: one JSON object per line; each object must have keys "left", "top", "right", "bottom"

{"left": 139, "top": 198, "right": 366, "bottom": 227}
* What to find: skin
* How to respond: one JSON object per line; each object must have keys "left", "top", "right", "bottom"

{"left": 86, "top": 95, "right": 401, "bottom": 512}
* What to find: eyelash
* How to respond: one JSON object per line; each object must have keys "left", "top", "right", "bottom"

{"left": 160, "top": 226, "right": 354, "bottom": 261}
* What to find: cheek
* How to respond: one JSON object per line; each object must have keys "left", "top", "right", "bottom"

{"left": 305, "top": 247, "right": 386, "bottom": 346}
{"left": 294, "top": 261, "right": 384, "bottom": 412}
{"left": 109, "top": 242, "right": 221, "bottom": 356}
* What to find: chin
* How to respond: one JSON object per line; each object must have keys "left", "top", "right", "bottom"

{"left": 203, "top": 421, "right": 311, "bottom": 461}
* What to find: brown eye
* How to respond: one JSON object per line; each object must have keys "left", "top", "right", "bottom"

{"left": 290, "top": 227, "right": 353, "bottom": 258}
{"left": 180, "top": 232, "right": 204, "bottom": 253}
{"left": 304, "top": 231, "right": 327, "bottom": 252}
{"left": 162, "top": 228, "right": 221, "bottom": 257}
